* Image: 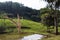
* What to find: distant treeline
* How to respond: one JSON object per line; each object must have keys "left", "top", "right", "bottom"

{"left": 0, "top": 1, "right": 41, "bottom": 22}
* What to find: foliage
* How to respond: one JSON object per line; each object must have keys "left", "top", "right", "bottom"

{"left": 40, "top": 8, "right": 54, "bottom": 27}
{"left": 0, "top": 1, "right": 40, "bottom": 22}
{"left": 44, "top": 0, "right": 60, "bottom": 34}
{"left": 0, "top": 26, "right": 6, "bottom": 33}
{"left": 41, "top": 13, "right": 54, "bottom": 26}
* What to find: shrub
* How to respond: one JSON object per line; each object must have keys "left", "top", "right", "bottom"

{"left": 0, "top": 26, "right": 6, "bottom": 33}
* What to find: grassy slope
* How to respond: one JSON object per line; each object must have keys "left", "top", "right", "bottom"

{"left": 0, "top": 19, "right": 47, "bottom": 40}
{"left": 21, "top": 19, "right": 47, "bottom": 34}
{"left": 0, "top": 19, "right": 60, "bottom": 40}
{"left": 0, "top": 19, "right": 47, "bottom": 33}
{"left": 21, "top": 19, "right": 60, "bottom": 40}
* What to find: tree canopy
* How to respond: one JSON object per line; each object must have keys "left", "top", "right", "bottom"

{"left": 44, "top": 0, "right": 60, "bottom": 35}
{"left": 0, "top": 1, "right": 40, "bottom": 22}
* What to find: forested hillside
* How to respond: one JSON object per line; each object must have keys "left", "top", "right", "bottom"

{"left": 0, "top": 1, "right": 40, "bottom": 22}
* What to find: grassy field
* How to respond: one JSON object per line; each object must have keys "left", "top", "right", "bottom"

{"left": 0, "top": 19, "right": 60, "bottom": 40}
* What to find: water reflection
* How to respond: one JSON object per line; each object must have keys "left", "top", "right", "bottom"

{"left": 21, "top": 34, "right": 44, "bottom": 40}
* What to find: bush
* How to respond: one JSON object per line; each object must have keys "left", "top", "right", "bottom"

{"left": 0, "top": 26, "right": 6, "bottom": 33}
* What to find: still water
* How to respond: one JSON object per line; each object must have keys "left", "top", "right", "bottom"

{"left": 21, "top": 34, "right": 44, "bottom": 40}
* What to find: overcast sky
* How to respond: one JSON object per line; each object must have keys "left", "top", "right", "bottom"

{"left": 0, "top": 0, "right": 48, "bottom": 10}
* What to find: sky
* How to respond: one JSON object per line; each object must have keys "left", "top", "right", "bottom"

{"left": 0, "top": 0, "right": 48, "bottom": 10}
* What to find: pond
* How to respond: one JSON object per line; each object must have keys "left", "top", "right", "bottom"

{"left": 20, "top": 34, "right": 44, "bottom": 40}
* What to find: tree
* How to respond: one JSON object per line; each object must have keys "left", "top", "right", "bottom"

{"left": 0, "top": 1, "right": 23, "bottom": 33}
{"left": 40, "top": 8, "right": 54, "bottom": 32}
{"left": 44, "top": 0, "right": 60, "bottom": 35}
{"left": 0, "top": 1, "right": 40, "bottom": 33}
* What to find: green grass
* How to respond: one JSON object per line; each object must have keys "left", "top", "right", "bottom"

{"left": 0, "top": 19, "right": 60, "bottom": 40}
{"left": 0, "top": 19, "right": 47, "bottom": 33}
{"left": 0, "top": 19, "right": 47, "bottom": 40}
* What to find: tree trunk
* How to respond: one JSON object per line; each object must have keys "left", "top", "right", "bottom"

{"left": 54, "top": 17, "right": 58, "bottom": 35}
{"left": 54, "top": 10, "right": 58, "bottom": 35}
{"left": 4, "top": 14, "right": 21, "bottom": 33}
{"left": 17, "top": 14, "right": 21, "bottom": 33}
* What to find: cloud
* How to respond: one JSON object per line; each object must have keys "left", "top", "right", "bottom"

{"left": 0, "top": 0, "right": 47, "bottom": 10}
